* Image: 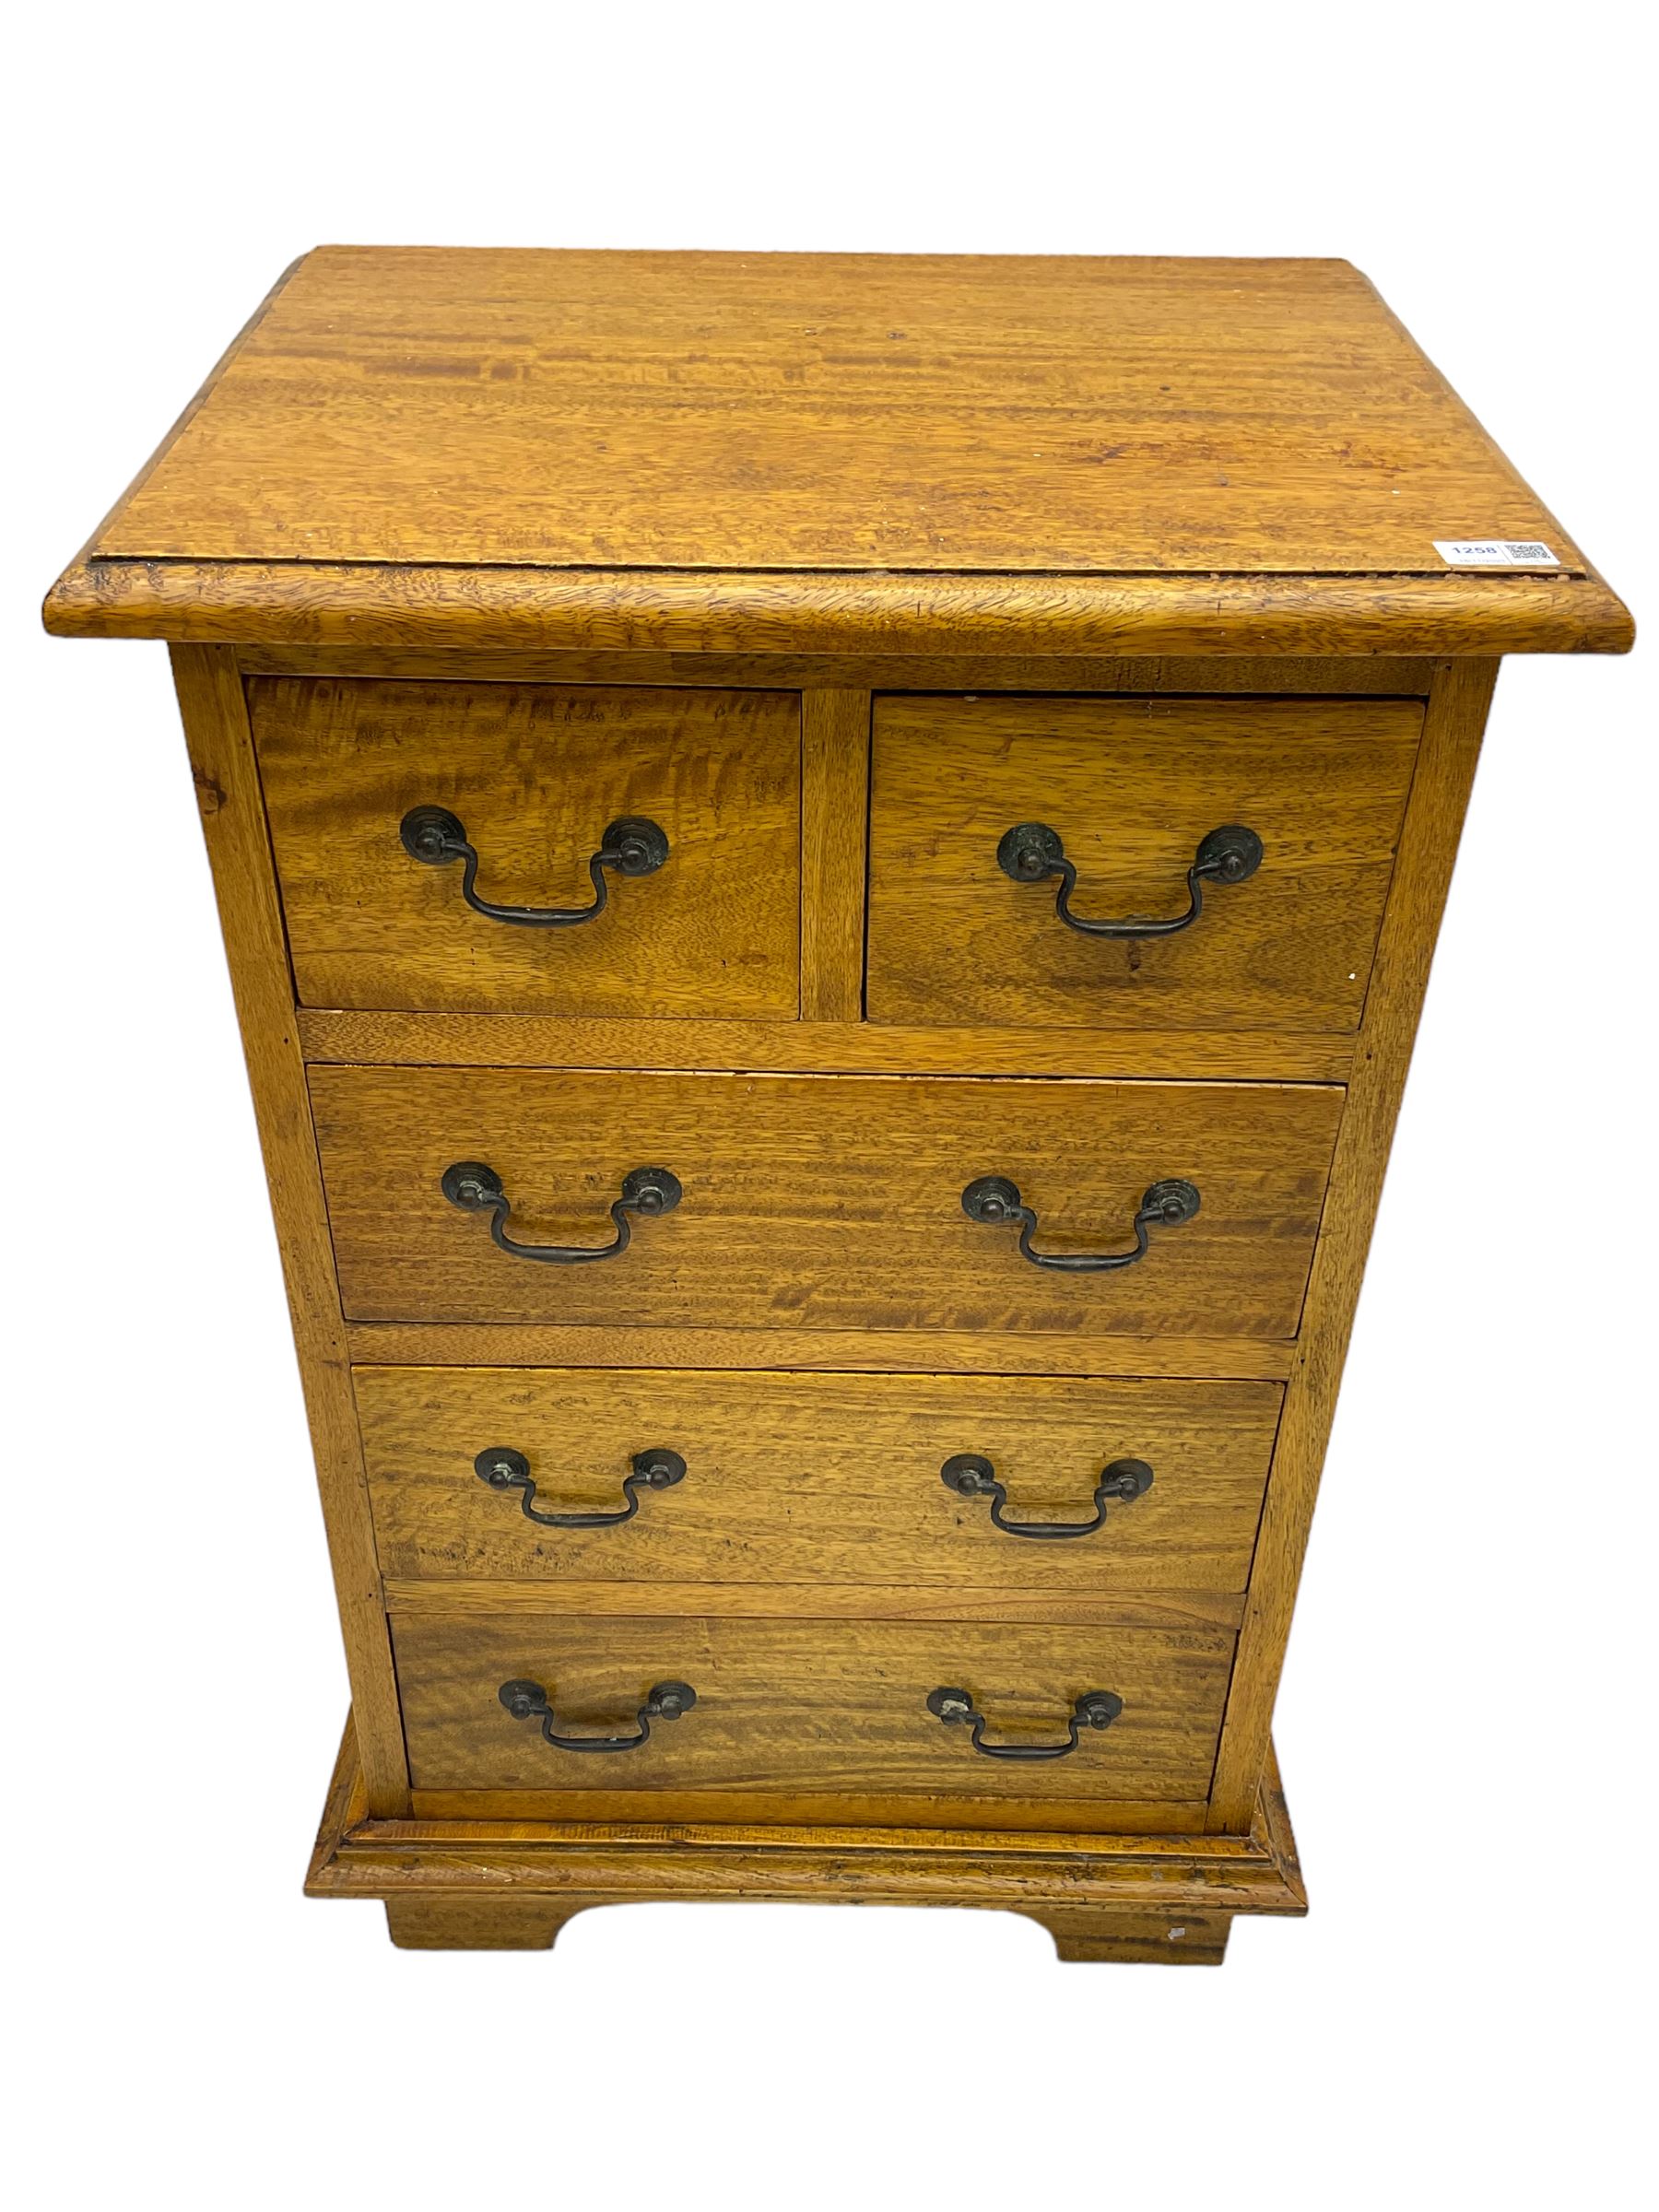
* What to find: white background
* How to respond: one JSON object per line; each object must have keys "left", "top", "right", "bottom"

{"left": 6, "top": 4, "right": 1653, "bottom": 2206}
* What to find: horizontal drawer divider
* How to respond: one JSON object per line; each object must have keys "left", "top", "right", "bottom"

{"left": 343, "top": 1324, "right": 1299, "bottom": 1379}
{"left": 296, "top": 1008, "right": 1357, "bottom": 1084}
{"left": 347, "top": 1808, "right": 1278, "bottom": 1859}
{"left": 380, "top": 1582, "right": 1249, "bottom": 1630}
{"left": 235, "top": 642, "right": 1440, "bottom": 693}
{"left": 403, "top": 1790, "right": 1217, "bottom": 1835}
{"left": 402, "top": 1787, "right": 1212, "bottom": 1840}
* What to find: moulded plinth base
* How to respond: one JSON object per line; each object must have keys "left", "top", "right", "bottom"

{"left": 308, "top": 1715, "right": 1306, "bottom": 1965}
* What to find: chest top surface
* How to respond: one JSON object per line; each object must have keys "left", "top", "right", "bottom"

{"left": 44, "top": 247, "right": 1630, "bottom": 653}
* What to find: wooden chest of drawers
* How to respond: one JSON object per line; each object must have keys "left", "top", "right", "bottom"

{"left": 45, "top": 248, "right": 1631, "bottom": 1963}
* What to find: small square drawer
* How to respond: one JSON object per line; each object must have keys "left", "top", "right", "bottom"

{"left": 393, "top": 1612, "right": 1234, "bottom": 1830}
{"left": 866, "top": 693, "right": 1422, "bottom": 1031}
{"left": 250, "top": 678, "right": 801, "bottom": 1018}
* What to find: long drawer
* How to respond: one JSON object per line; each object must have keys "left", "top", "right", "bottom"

{"left": 312, "top": 1067, "right": 1342, "bottom": 1335}
{"left": 357, "top": 1367, "right": 1281, "bottom": 1594}
{"left": 393, "top": 1612, "right": 1234, "bottom": 1828}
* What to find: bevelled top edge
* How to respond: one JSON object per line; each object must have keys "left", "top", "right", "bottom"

{"left": 42, "top": 556, "right": 1635, "bottom": 656}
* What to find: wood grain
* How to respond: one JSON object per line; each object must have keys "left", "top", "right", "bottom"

{"left": 56, "top": 256, "right": 305, "bottom": 582}
{"left": 354, "top": 1366, "right": 1280, "bottom": 1594}
{"left": 1206, "top": 660, "right": 1499, "bottom": 1827}
{"left": 381, "top": 1581, "right": 1246, "bottom": 1630}
{"left": 385, "top": 1896, "right": 574, "bottom": 1949}
{"left": 235, "top": 645, "right": 1443, "bottom": 694}
{"left": 166, "top": 647, "right": 409, "bottom": 1813}
{"left": 296, "top": 1008, "right": 1356, "bottom": 1083}
{"left": 392, "top": 1612, "right": 1235, "bottom": 1820}
{"left": 88, "top": 250, "right": 1585, "bottom": 578}
{"left": 314, "top": 1727, "right": 1298, "bottom": 1862}
{"left": 45, "top": 558, "right": 1634, "bottom": 656}
{"left": 309, "top": 1065, "right": 1344, "bottom": 1336}
{"left": 250, "top": 677, "right": 801, "bottom": 1018}
{"left": 869, "top": 694, "right": 1421, "bottom": 1031}
{"left": 305, "top": 1715, "right": 370, "bottom": 1893}
{"left": 309, "top": 1721, "right": 1306, "bottom": 1944}
{"left": 1024, "top": 1906, "right": 1234, "bottom": 1963}
{"left": 343, "top": 1322, "right": 1297, "bottom": 1382}
{"left": 404, "top": 1789, "right": 1213, "bottom": 1830}
{"left": 386, "top": 1893, "right": 1229, "bottom": 1956}
{"left": 799, "top": 689, "right": 869, "bottom": 1020}
{"left": 371, "top": 1809, "right": 1233, "bottom": 1852}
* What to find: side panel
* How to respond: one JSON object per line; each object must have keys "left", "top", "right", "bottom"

{"left": 1206, "top": 659, "right": 1497, "bottom": 1826}
{"left": 169, "top": 644, "right": 410, "bottom": 1812}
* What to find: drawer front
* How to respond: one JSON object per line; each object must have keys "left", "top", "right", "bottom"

{"left": 250, "top": 678, "right": 801, "bottom": 1018}
{"left": 312, "top": 1066, "right": 1343, "bottom": 1335}
{"left": 867, "top": 694, "right": 1422, "bottom": 1031}
{"left": 394, "top": 1613, "right": 1232, "bottom": 1814}
{"left": 358, "top": 1367, "right": 1280, "bottom": 1594}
